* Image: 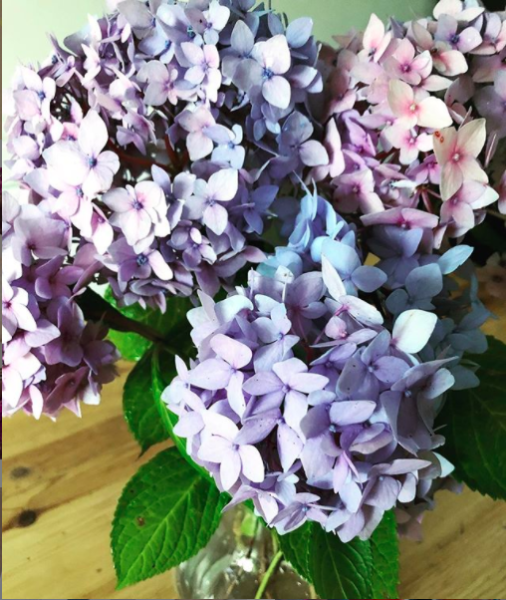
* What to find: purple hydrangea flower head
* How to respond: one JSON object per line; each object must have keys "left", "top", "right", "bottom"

{"left": 164, "top": 260, "right": 456, "bottom": 542}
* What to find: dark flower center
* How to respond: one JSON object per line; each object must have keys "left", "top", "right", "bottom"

{"left": 38, "top": 91, "right": 46, "bottom": 101}
{"left": 51, "top": 55, "right": 58, "bottom": 65}
{"left": 187, "top": 26, "right": 196, "bottom": 39}
{"left": 76, "top": 187, "right": 84, "bottom": 198}
{"left": 164, "top": 40, "right": 172, "bottom": 50}
{"left": 88, "top": 157, "right": 98, "bottom": 168}
{"left": 262, "top": 67, "right": 274, "bottom": 80}
{"left": 137, "top": 254, "right": 149, "bottom": 266}
{"left": 450, "top": 33, "right": 460, "bottom": 45}
{"left": 133, "top": 199, "right": 144, "bottom": 210}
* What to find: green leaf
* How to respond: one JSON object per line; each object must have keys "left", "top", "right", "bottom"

{"left": 309, "top": 526, "right": 373, "bottom": 600}
{"left": 105, "top": 288, "right": 191, "bottom": 361}
{"left": 123, "top": 348, "right": 168, "bottom": 454}
{"left": 437, "top": 336, "right": 506, "bottom": 500}
{"left": 369, "top": 511, "right": 399, "bottom": 599}
{"left": 112, "top": 447, "right": 227, "bottom": 590}
{"left": 277, "top": 522, "right": 314, "bottom": 584}
{"left": 109, "top": 330, "right": 151, "bottom": 362}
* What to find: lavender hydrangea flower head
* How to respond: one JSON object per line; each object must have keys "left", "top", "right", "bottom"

{"left": 2, "top": 197, "right": 119, "bottom": 419}
{"left": 164, "top": 256, "right": 460, "bottom": 541}
{"left": 3, "top": 0, "right": 333, "bottom": 419}
{"left": 2, "top": 0, "right": 504, "bottom": 565}
{"left": 4, "top": 0, "right": 328, "bottom": 315}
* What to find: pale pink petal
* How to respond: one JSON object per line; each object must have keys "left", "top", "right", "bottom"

{"left": 103, "top": 188, "right": 132, "bottom": 212}
{"left": 263, "top": 35, "right": 291, "bottom": 74}
{"left": 78, "top": 110, "right": 108, "bottom": 156}
{"left": 436, "top": 49, "right": 468, "bottom": 77}
{"left": 136, "top": 181, "right": 165, "bottom": 210}
{"left": 203, "top": 412, "right": 239, "bottom": 440}
{"left": 188, "top": 358, "right": 232, "bottom": 390}
{"left": 210, "top": 333, "right": 252, "bottom": 369}
{"left": 221, "top": 451, "right": 241, "bottom": 490}
{"left": 458, "top": 27, "right": 483, "bottom": 54}
{"left": 456, "top": 118, "right": 487, "bottom": 157}
{"left": 204, "top": 202, "right": 229, "bottom": 235}
{"left": 263, "top": 76, "right": 291, "bottom": 109}
{"left": 239, "top": 445, "right": 265, "bottom": 483}
{"left": 322, "top": 255, "right": 346, "bottom": 300}
{"left": 187, "top": 131, "right": 214, "bottom": 161}
{"left": 277, "top": 423, "right": 303, "bottom": 472}
{"left": 148, "top": 250, "right": 173, "bottom": 280}
{"left": 441, "top": 162, "right": 464, "bottom": 201}
{"left": 388, "top": 79, "right": 414, "bottom": 120}
{"left": 459, "top": 156, "right": 488, "bottom": 184}
{"left": 228, "top": 372, "right": 246, "bottom": 417}
{"left": 392, "top": 309, "right": 438, "bottom": 354}
{"left": 181, "top": 42, "right": 204, "bottom": 66}
{"left": 208, "top": 168, "right": 238, "bottom": 202}
{"left": 363, "top": 14, "right": 385, "bottom": 54}
{"left": 199, "top": 436, "right": 233, "bottom": 462}
{"left": 445, "top": 200, "right": 475, "bottom": 228}
{"left": 434, "top": 0, "right": 464, "bottom": 20}
{"left": 43, "top": 141, "right": 89, "bottom": 188}
{"left": 2, "top": 365, "right": 24, "bottom": 407}
{"left": 417, "top": 97, "right": 453, "bottom": 129}
{"left": 433, "top": 126, "right": 458, "bottom": 165}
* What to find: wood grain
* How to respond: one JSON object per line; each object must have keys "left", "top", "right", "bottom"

{"left": 2, "top": 300, "right": 506, "bottom": 600}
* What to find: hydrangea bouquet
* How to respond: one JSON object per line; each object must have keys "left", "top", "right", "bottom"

{"left": 2, "top": 0, "right": 506, "bottom": 597}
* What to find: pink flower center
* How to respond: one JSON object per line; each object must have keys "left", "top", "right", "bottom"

{"left": 409, "top": 103, "right": 417, "bottom": 113}
{"left": 452, "top": 152, "right": 461, "bottom": 163}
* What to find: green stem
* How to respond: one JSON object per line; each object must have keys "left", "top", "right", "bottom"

{"left": 254, "top": 550, "right": 283, "bottom": 600}
{"left": 487, "top": 209, "right": 506, "bottom": 222}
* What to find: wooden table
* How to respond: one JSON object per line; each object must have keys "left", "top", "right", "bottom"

{"left": 3, "top": 301, "right": 506, "bottom": 599}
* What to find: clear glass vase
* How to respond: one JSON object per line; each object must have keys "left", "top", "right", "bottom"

{"left": 176, "top": 507, "right": 316, "bottom": 599}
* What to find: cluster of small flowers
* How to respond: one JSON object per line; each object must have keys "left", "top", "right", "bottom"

{"left": 164, "top": 253, "right": 463, "bottom": 541}
{"left": 317, "top": 0, "right": 505, "bottom": 237}
{"left": 2, "top": 183, "right": 119, "bottom": 419}
{"left": 2, "top": 0, "right": 504, "bottom": 543}
{"left": 3, "top": 0, "right": 326, "bottom": 309}
{"left": 2, "top": 0, "right": 327, "bottom": 417}
{"left": 162, "top": 0, "right": 504, "bottom": 541}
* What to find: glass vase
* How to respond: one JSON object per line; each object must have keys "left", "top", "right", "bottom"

{"left": 176, "top": 507, "right": 316, "bottom": 599}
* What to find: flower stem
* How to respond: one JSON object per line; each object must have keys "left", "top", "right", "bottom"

{"left": 106, "top": 141, "right": 167, "bottom": 170}
{"left": 487, "top": 209, "right": 506, "bottom": 222}
{"left": 254, "top": 550, "right": 283, "bottom": 600}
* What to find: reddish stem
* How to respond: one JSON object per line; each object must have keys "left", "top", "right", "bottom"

{"left": 107, "top": 142, "right": 166, "bottom": 170}
{"left": 164, "top": 134, "right": 181, "bottom": 170}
